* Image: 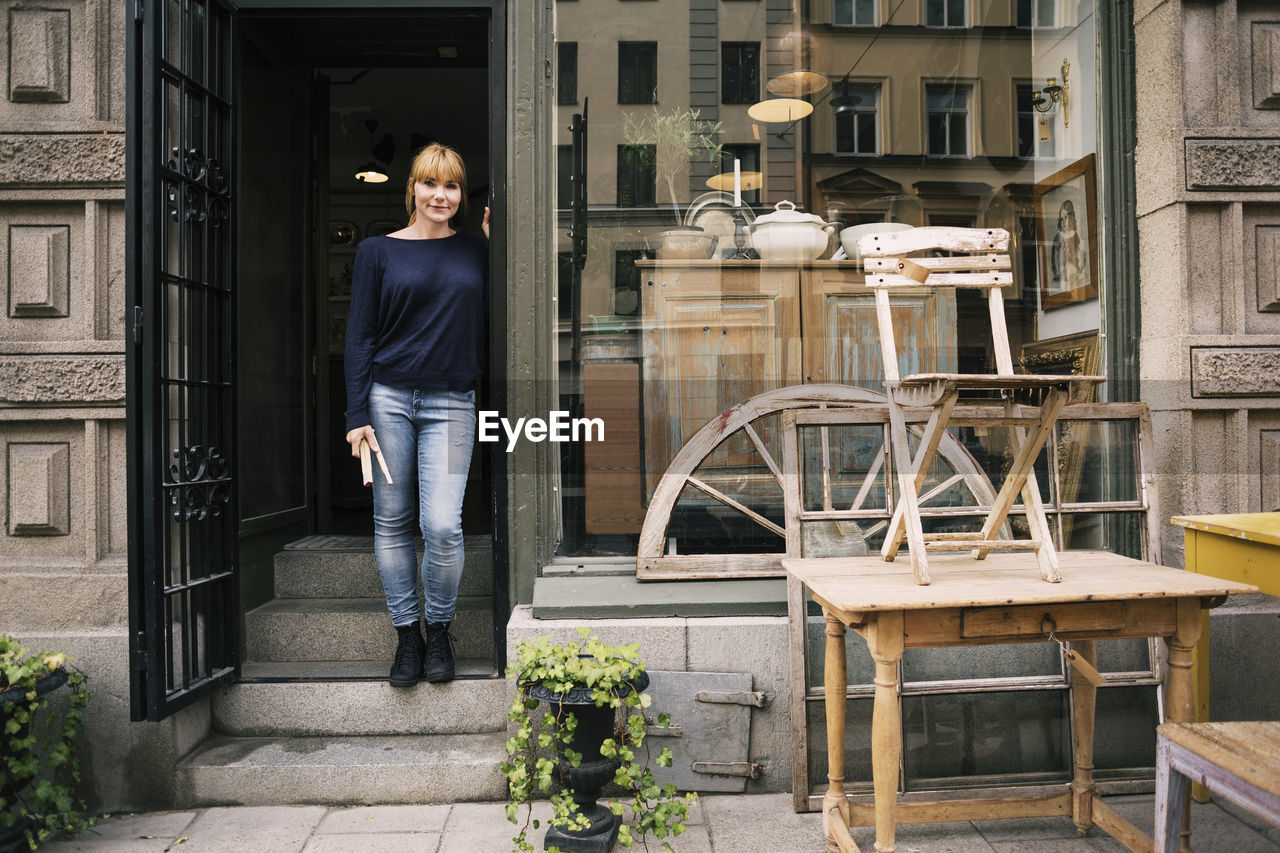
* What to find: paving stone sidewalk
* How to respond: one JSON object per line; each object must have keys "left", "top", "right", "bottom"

{"left": 38, "top": 793, "right": 1280, "bottom": 853}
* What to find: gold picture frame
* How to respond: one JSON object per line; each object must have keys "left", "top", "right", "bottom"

{"left": 1034, "top": 154, "right": 1098, "bottom": 310}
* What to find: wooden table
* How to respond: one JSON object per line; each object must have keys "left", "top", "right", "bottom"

{"left": 783, "top": 550, "right": 1257, "bottom": 853}
{"left": 1155, "top": 722, "right": 1280, "bottom": 852}
{"left": 1171, "top": 513, "right": 1280, "bottom": 725}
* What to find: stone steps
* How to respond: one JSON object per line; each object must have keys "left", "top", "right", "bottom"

{"left": 211, "top": 675, "right": 509, "bottom": 737}
{"left": 275, "top": 535, "right": 493, "bottom": 599}
{"left": 175, "top": 732, "right": 508, "bottom": 806}
{"left": 244, "top": 596, "right": 495, "bottom": 663}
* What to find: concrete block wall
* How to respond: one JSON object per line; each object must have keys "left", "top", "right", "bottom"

{"left": 507, "top": 606, "right": 794, "bottom": 794}
{"left": 1135, "top": 0, "right": 1280, "bottom": 720}
{"left": 0, "top": 0, "right": 205, "bottom": 812}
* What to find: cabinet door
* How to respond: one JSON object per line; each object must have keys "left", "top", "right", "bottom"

{"left": 641, "top": 266, "right": 800, "bottom": 498}
{"left": 801, "top": 267, "right": 956, "bottom": 389}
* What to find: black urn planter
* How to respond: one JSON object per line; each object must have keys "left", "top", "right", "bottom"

{"left": 528, "top": 669, "right": 650, "bottom": 853}
{"left": 0, "top": 668, "right": 69, "bottom": 851}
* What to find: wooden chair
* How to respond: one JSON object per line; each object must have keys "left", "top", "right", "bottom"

{"left": 860, "top": 226, "right": 1102, "bottom": 585}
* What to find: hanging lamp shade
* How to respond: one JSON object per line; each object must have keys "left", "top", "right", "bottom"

{"left": 767, "top": 69, "right": 829, "bottom": 98}
{"left": 354, "top": 162, "right": 389, "bottom": 183}
{"left": 748, "top": 98, "right": 814, "bottom": 123}
{"left": 706, "top": 171, "right": 763, "bottom": 192}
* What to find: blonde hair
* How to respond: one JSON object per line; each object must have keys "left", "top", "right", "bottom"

{"left": 405, "top": 143, "right": 468, "bottom": 226}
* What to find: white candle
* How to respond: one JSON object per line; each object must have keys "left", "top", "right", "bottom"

{"left": 733, "top": 158, "right": 742, "bottom": 208}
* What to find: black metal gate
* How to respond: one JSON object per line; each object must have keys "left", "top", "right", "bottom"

{"left": 127, "top": 0, "right": 239, "bottom": 721}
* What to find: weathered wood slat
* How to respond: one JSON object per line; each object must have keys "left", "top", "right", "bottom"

{"left": 864, "top": 254, "right": 1011, "bottom": 272}
{"left": 926, "top": 539, "right": 1041, "bottom": 551}
{"left": 686, "top": 475, "right": 786, "bottom": 538}
{"left": 866, "top": 271, "right": 1014, "bottom": 288}
{"left": 857, "top": 226, "right": 1010, "bottom": 255}
{"left": 1093, "top": 797, "right": 1155, "bottom": 853}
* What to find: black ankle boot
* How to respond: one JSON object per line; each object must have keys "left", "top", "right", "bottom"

{"left": 424, "top": 620, "right": 456, "bottom": 683}
{"left": 389, "top": 623, "right": 426, "bottom": 688}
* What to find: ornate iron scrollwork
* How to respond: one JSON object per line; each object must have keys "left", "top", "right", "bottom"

{"left": 183, "top": 147, "right": 207, "bottom": 182}
{"left": 168, "top": 446, "right": 231, "bottom": 522}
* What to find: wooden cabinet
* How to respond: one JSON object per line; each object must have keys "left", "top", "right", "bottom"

{"left": 636, "top": 260, "right": 956, "bottom": 501}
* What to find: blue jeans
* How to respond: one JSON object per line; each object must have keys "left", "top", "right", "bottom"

{"left": 368, "top": 382, "right": 476, "bottom": 626}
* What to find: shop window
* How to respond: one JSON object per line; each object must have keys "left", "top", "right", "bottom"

{"left": 834, "top": 83, "right": 880, "bottom": 155}
{"left": 616, "top": 144, "right": 656, "bottom": 207}
{"left": 1016, "top": 0, "right": 1057, "bottom": 27}
{"left": 618, "top": 41, "right": 658, "bottom": 104}
{"left": 925, "top": 0, "right": 967, "bottom": 27}
{"left": 720, "top": 144, "right": 760, "bottom": 204}
{"left": 1016, "top": 83, "right": 1055, "bottom": 159}
{"left": 833, "top": 0, "right": 876, "bottom": 26}
{"left": 721, "top": 42, "right": 760, "bottom": 105}
{"left": 926, "top": 83, "right": 970, "bottom": 156}
{"left": 558, "top": 42, "right": 578, "bottom": 105}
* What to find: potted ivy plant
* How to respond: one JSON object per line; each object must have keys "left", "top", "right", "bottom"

{"left": 502, "top": 628, "right": 697, "bottom": 853}
{"left": 0, "top": 634, "right": 92, "bottom": 852}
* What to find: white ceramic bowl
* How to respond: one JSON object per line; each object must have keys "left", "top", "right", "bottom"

{"left": 747, "top": 202, "right": 836, "bottom": 261}
{"left": 838, "top": 222, "right": 914, "bottom": 262}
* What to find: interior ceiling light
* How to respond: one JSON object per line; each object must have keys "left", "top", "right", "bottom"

{"left": 706, "top": 171, "right": 763, "bottom": 192}
{"left": 767, "top": 70, "right": 829, "bottom": 98}
{"left": 748, "top": 98, "right": 813, "bottom": 123}
{"left": 354, "top": 162, "right": 389, "bottom": 183}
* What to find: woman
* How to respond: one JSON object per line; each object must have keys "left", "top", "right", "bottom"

{"left": 344, "top": 143, "right": 489, "bottom": 687}
{"left": 1050, "top": 199, "right": 1088, "bottom": 294}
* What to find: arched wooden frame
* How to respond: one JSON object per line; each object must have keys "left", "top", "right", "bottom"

{"left": 636, "top": 385, "right": 1001, "bottom": 580}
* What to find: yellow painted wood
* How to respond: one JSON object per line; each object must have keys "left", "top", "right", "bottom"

{"left": 1172, "top": 512, "right": 1280, "bottom": 549}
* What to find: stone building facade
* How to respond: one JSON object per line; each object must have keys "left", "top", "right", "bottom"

{"left": 0, "top": 0, "right": 1275, "bottom": 813}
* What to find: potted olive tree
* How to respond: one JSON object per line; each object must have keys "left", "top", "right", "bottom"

{"left": 502, "top": 628, "right": 696, "bottom": 852}
{"left": 0, "top": 634, "right": 92, "bottom": 852}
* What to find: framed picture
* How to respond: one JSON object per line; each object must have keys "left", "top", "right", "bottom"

{"left": 1034, "top": 154, "right": 1098, "bottom": 310}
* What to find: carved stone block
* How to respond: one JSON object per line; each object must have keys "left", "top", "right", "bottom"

{"left": 1260, "top": 226, "right": 1280, "bottom": 313}
{"left": 0, "top": 134, "right": 125, "bottom": 184}
{"left": 1185, "top": 139, "right": 1280, "bottom": 189}
{"left": 6, "top": 442, "right": 70, "bottom": 535}
{"left": 0, "top": 355, "right": 125, "bottom": 404}
{"left": 1191, "top": 347, "right": 1280, "bottom": 396}
{"left": 7, "top": 8, "right": 71, "bottom": 103}
{"left": 1264, "top": 430, "right": 1280, "bottom": 512}
{"left": 8, "top": 225, "right": 70, "bottom": 317}
{"left": 1254, "top": 23, "right": 1280, "bottom": 110}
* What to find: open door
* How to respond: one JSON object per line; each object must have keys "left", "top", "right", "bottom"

{"left": 127, "top": 0, "right": 240, "bottom": 721}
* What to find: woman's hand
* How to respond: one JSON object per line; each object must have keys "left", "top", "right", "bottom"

{"left": 482, "top": 206, "right": 490, "bottom": 240}
{"left": 346, "top": 425, "right": 379, "bottom": 458}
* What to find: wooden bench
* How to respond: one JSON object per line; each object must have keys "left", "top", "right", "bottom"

{"left": 1155, "top": 722, "right": 1280, "bottom": 853}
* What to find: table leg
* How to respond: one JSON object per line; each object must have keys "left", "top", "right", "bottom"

{"left": 1167, "top": 599, "right": 1203, "bottom": 853}
{"left": 1154, "top": 734, "right": 1190, "bottom": 853}
{"left": 1069, "top": 639, "right": 1097, "bottom": 836}
{"left": 867, "top": 610, "right": 905, "bottom": 853}
{"left": 823, "top": 612, "right": 852, "bottom": 852}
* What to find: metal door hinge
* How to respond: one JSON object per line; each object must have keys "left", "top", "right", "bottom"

{"left": 133, "top": 306, "right": 144, "bottom": 344}
{"left": 695, "top": 690, "right": 769, "bottom": 708}
{"left": 133, "top": 630, "right": 147, "bottom": 669}
{"left": 692, "top": 761, "right": 762, "bottom": 779}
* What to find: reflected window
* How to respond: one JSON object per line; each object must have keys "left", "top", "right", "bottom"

{"left": 926, "top": 83, "right": 970, "bottom": 156}
{"left": 557, "top": 145, "right": 573, "bottom": 210}
{"left": 925, "top": 0, "right": 967, "bottom": 27}
{"left": 618, "top": 41, "right": 658, "bottom": 104}
{"left": 613, "top": 250, "right": 645, "bottom": 316}
{"left": 721, "top": 42, "right": 760, "bottom": 105}
{"left": 1016, "top": 0, "right": 1057, "bottom": 27}
{"left": 720, "top": 144, "right": 760, "bottom": 204}
{"left": 833, "top": 0, "right": 877, "bottom": 26}
{"left": 558, "top": 42, "right": 578, "bottom": 105}
{"left": 834, "top": 83, "right": 880, "bottom": 155}
{"left": 1016, "top": 83, "right": 1055, "bottom": 159}
{"left": 617, "top": 144, "right": 656, "bottom": 207}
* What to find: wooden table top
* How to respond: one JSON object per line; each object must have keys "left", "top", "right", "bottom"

{"left": 1171, "top": 513, "right": 1280, "bottom": 548}
{"left": 782, "top": 551, "right": 1259, "bottom": 613}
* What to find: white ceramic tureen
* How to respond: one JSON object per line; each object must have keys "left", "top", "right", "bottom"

{"left": 746, "top": 201, "right": 836, "bottom": 261}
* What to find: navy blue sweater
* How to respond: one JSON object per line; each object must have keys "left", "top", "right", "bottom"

{"left": 344, "top": 233, "right": 487, "bottom": 431}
